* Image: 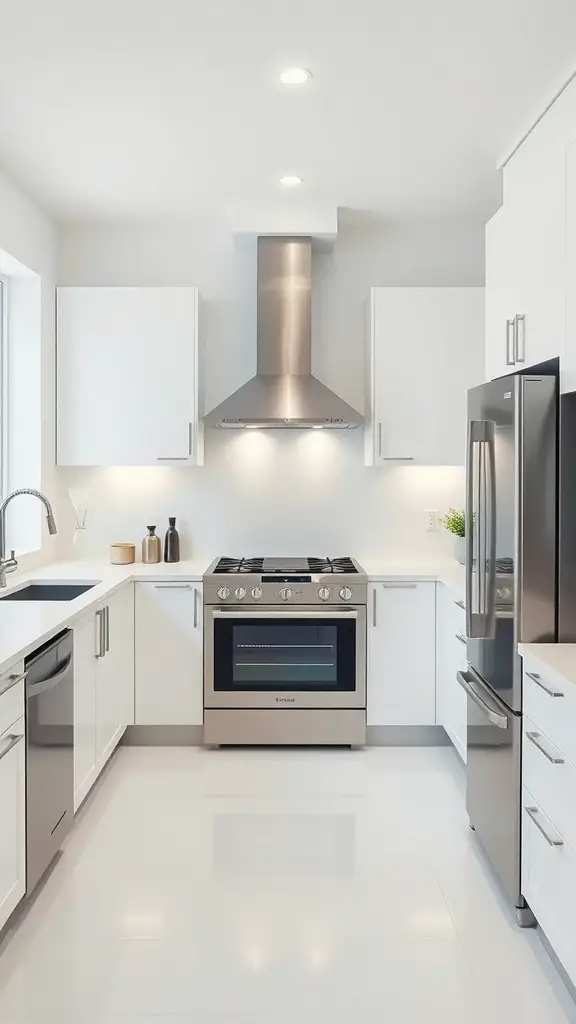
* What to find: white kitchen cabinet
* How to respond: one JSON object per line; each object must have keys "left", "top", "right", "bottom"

{"left": 367, "top": 581, "right": 436, "bottom": 726}
{"left": 135, "top": 582, "right": 203, "bottom": 725}
{"left": 0, "top": 714, "right": 26, "bottom": 932}
{"left": 96, "top": 585, "right": 135, "bottom": 769}
{"left": 57, "top": 286, "right": 203, "bottom": 466}
{"left": 365, "top": 288, "right": 484, "bottom": 466}
{"left": 73, "top": 584, "right": 135, "bottom": 812}
{"left": 435, "top": 583, "right": 467, "bottom": 762}
{"left": 485, "top": 153, "right": 566, "bottom": 382}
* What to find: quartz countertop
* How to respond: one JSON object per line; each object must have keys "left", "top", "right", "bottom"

{"left": 519, "top": 643, "right": 576, "bottom": 692}
{"left": 360, "top": 558, "right": 465, "bottom": 596}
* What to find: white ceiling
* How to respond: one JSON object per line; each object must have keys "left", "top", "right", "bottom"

{"left": 0, "top": 0, "right": 575, "bottom": 222}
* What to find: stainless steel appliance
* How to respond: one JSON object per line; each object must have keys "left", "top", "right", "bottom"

{"left": 25, "top": 629, "right": 74, "bottom": 895}
{"left": 459, "top": 374, "right": 557, "bottom": 924}
{"left": 203, "top": 557, "right": 367, "bottom": 745}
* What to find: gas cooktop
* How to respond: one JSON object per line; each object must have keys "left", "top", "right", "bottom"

{"left": 211, "top": 556, "right": 360, "bottom": 575}
{"left": 203, "top": 556, "right": 367, "bottom": 606}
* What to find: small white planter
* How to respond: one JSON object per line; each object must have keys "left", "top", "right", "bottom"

{"left": 454, "top": 536, "right": 466, "bottom": 565}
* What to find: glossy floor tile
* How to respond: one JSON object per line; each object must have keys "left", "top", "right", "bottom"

{"left": 0, "top": 745, "right": 575, "bottom": 1023}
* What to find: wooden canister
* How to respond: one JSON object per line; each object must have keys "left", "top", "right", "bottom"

{"left": 110, "top": 542, "right": 136, "bottom": 565}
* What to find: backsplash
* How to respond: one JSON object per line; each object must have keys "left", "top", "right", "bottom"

{"left": 59, "top": 429, "right": 463, "bottom": 562}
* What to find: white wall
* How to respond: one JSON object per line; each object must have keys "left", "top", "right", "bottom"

{"left": 0, "top": 167, "right": 62, "bottom": 566}
{"left": 57, "top": 212, "right": 484, "bottom": 560}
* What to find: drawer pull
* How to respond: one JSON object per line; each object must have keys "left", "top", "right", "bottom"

{"left": 0, "top": 733, "right": 24, "bottom": 763}
{"left": 526, "top": 731, "right": 564, "bottom": 765}
{"left": 455, "top": 632, "right": 467, "bottom": 646}
{"left": 526, "top": 671, "right": 564, "bottom": 699}
{"left": 0, "top": 670, "right": 27, "bottom": 697}
{"left": 525, "top": 805, "right": 564, "bottom": 847}
{"left": 454, "top": 600, "right": 465, "bottom": 610}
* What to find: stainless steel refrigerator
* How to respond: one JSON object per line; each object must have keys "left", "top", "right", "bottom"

{"left": 459, "top": 373, "right": 557, "bottom": 925}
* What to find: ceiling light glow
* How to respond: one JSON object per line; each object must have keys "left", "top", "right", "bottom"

{"left": 280, "top": 67, "right": 312, "bottom": 86}
{"left": 279, "top": 175, "right": 303, "bottom": 188}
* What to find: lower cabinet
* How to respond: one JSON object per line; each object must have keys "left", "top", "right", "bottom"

{"left": 135, "top": 582, "right": 203, "bottom": 725}
{"left": 367, "top": 581, "right": 436, "bottom": 726}
{"left": 0, "top": 713, "right": 25, "bottom": 932}
{"left": 436, "top": 583, "right": 467, "bottom": 762}
{"left": 73, "top": 584, "right": 135, "bottom": 812}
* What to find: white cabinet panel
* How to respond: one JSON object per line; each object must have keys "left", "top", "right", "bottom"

{"left": 485, "top": 207, "right": 519, "bottom": 381}
{"left": 73, "top": 614, "right": 98, "bottom": 812}
{"left": 0, "top": 716, "right": 25, "bottom": 931}
{"left": 366, "top": 288, "right": 484, "bottom": 466}
{"left": 57, "top": 286, "right": 203, "bottom": 466}
{"left": 436, "top": 584, "right": 467, "bottom": 762}
{"left": 96, "top": 585, "right": 134, "bottom": 768}
{"left": 135, "top": 582, "right": 203, "bottom": 726}
{"left": 368, "top": 581, "right": 436, "bottom": 726}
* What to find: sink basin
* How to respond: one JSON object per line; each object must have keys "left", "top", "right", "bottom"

{"left": 0, "top": 581, "right": 99, "bottom": 602}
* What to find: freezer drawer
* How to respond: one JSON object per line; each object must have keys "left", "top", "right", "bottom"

{"left": 458, "top": 667, "right": 522, "bottom": 906}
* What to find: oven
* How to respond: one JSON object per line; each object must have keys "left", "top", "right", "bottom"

{"left": 204, "top": 605, "right": 366, "bottom": 710}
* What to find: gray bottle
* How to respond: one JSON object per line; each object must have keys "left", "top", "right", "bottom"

{"left": 164, "top": 517, "right": 180, "bottom": 563}
{"left": 142, "top": 526, "right": 161, "bottom": 564}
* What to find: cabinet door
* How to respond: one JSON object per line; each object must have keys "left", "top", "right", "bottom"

{"left": 96, "top": 585, "right": 134, "bottom": 768}
{"left": 57, "top": 286, "right": 202, "bottom": 466}
{"left": 367, "top": 288, "right": 483, "bottom": 465}
{"left": 0, "top": 719, "right": 26, "bottom": 931}
{"left": 485, "top": 207, "right": 518, "bottom": 381}
{"left": 73, "top": 613, "right": 98, "bottom": 812}
{"left": 368, "top": 581, "right": 436, "bottom": 726}
{"left": 135, "top": 582, "right": 203, "bottom": 725}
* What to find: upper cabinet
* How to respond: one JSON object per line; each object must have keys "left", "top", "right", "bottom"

{"left": 57, "top": 286, "right": 203, "bottom": 466}
{"left": 365, "top": 287, "right": 484, "bottom": 466}
{"left": 485, "top": 152, "right": 566, "bottom": 382}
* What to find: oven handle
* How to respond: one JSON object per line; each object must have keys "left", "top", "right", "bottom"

{"left": 211, "top": 609, "right": 358, "bottom": 619}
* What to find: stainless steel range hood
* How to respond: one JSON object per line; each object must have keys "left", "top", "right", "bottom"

{"left": 203, "top": 236, "right": 363, "bottom": 429}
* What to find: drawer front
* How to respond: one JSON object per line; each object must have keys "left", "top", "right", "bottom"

{"left": 523, "top": 717, "right": 576, "bottom": 851}
{"left": 523, "top": 661, "right": 576, "bottom": 765}
{"left": 0, "top": 662, "right": 25, "bottom": 736}
{"left": 522, "top": 787, "right": 576, "bottom": 984}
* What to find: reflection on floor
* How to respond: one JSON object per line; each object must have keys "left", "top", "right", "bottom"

{"left": 0, "top": 745, "right": 575, "bottom": 1023}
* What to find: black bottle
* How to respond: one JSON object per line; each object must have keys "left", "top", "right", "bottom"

{"left": 164, "top": 517, "right": 180, "bottom": 563}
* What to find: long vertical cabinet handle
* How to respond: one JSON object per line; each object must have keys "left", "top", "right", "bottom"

{"left": 515, "top": 314, "right": 526, "bottom": 363}
{"left": 372, "top": 587, "right": 377, "bottom": 627}
{"left": 193, "top": 588, "right": 199, "bottom": 628}
{"left": 188, "top": 422, "right": 194, "bottom": 458}
{"left": 95, "top": 610, "right": 105, "bottom": 658}
{"left": 105, "top": 605, "right": 110, "bottom": 653}
{"left": 506, "top": 319, "right": 516, "bottom": 366}
{"left": 377, "top": 422, "right": 383, "bottom": 460}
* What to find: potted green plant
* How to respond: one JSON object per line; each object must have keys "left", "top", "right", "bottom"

{"left": 443, "top": 508, "right": 466, "bottom": 564}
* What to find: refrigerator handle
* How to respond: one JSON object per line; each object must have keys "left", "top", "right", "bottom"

{"left": 485, "top": 430, "right": 497, "bottom": 636}
{"left": 466, "top": 420, "right": 494, "bottom": 639}
{"left": 465, "top": 422, "right": 475, "bottom": 636}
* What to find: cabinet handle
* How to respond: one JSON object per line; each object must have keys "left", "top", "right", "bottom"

{"left": 525, "top": 670, "right": 564, "bottom": 699}
{"left": 95, "top": 610, "right": 105, "bottom": 658}
{"left": 524, "top": 805, "right": 564, "bottom": 847}
{"left": 372, "top": 588, "right": 377, "bottom": 627}
{"left": 455, "top": 632, "right": 467, "bottom": 646}
{"left": 515, "top": 314, "right": 526, "bottom": 363}
{"left": 381, "top": 457, "right": 415, "bottom": 462}
{"left": 105, "top": 605, "right": 110, "bottom": 653}
{"left": 194, "top": 587, "right": 199, "bottom": 628}
{"left": 506, "top": 319, "right": 515, "bottom": 366}
{"left": 381, "top": 582, "right": 417, "bottom": 588}
{"left": 454, "top": 600, "right": 465, "bottom": 610}
{"left": 0, "top": 670, "right": 27, "bottom": 697}
{"left": 188, "top": 422, "right": 194, "bottom": 457}
{"left": 525, "top": 731, "right": 564, "bottom": 765}
{"left": 377, "top": 422, "right": 382, "bottom": 458}
{"left": 154, "top": 584, "right": 192, "bottom": 589}
{"left": 0, "top": 733, "right": 24, "bottom": 763}
{"left": 157, "top": 424, "right": 194, "bottom": 462}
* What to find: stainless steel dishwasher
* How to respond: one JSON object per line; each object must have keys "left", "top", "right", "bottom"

{"left": 25, "top": 629, "right": 73, "bottom": 894}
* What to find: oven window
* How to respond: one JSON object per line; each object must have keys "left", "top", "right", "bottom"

{"left": 213, "top": 616, "right": 356, "bottom": 691}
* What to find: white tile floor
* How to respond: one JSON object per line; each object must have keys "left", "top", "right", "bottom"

{"left": 0, "top": 745, "right": 575, "bottom": 1024}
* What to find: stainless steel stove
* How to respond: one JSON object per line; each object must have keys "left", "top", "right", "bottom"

{"left": 203, "top": 557, "right": 367, "bottom": 746}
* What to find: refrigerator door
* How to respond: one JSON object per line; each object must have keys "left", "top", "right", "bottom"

{"left": 466, "top": 375, "right": 556, "bottom": 712}
{"left": 458, "top": 667, "right": 522, "bottom": 907}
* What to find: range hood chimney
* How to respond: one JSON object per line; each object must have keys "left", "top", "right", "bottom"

{"left": 203, "top": 236, "right": 363, "bottom": 428}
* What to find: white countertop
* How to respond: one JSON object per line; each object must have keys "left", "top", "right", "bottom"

{"left": 519, "top": 643, "right": 576, "bottom": 692}
{"left": 0, "top": 554, "right": 465, "bottom": 677}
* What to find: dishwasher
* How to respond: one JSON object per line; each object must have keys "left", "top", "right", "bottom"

{"left": 25, "top": 628, "right": 73, "bottom": 895}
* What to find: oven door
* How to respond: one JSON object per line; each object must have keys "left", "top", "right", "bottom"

{"left": 205, "top": 605, "right": 366, "bottom": 709}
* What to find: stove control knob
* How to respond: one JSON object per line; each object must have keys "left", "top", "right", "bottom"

{"left": 217, "top": 587, "right": 230, "bottom": 600}
{"left": 318, "top": 586, "right": 331, "bottom": 601}
{"left": 339, "top": 586, "right": 353, "bottom": 602}
{"left": 251, "top": 586, "right": 263, "bottom": 600}
{"left": 280, "top": 587, "right": 292, "bottom": 601}
{"left": 235, "top": 587, "right": 247, "bottom": 601}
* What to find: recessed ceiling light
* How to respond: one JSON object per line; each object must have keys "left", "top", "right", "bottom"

{"left": 279, "top": 175, "right": 303, "bottom": 188}
{"left": 280, "top": 67, "right": 312, "bottom": 86}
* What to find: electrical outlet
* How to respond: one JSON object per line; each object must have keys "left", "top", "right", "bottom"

{"left": 425, "top": 509, "right": 440, "bottom": 532}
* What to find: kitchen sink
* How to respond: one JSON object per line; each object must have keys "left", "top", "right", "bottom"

{"left": 0, "top": 581, "right": 99, "bottom": 602}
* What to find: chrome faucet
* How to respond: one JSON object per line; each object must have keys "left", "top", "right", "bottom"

{"left": 0, "top": 489, "right": 58, "bottom": 587}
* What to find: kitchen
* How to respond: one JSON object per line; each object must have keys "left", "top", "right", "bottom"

{"left": 2, "top": 2, "right": 576, "bottom": 1021}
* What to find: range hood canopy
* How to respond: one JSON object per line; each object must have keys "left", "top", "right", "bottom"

{"left": 203, "top": 236, "right": 363, "bottom": 429}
